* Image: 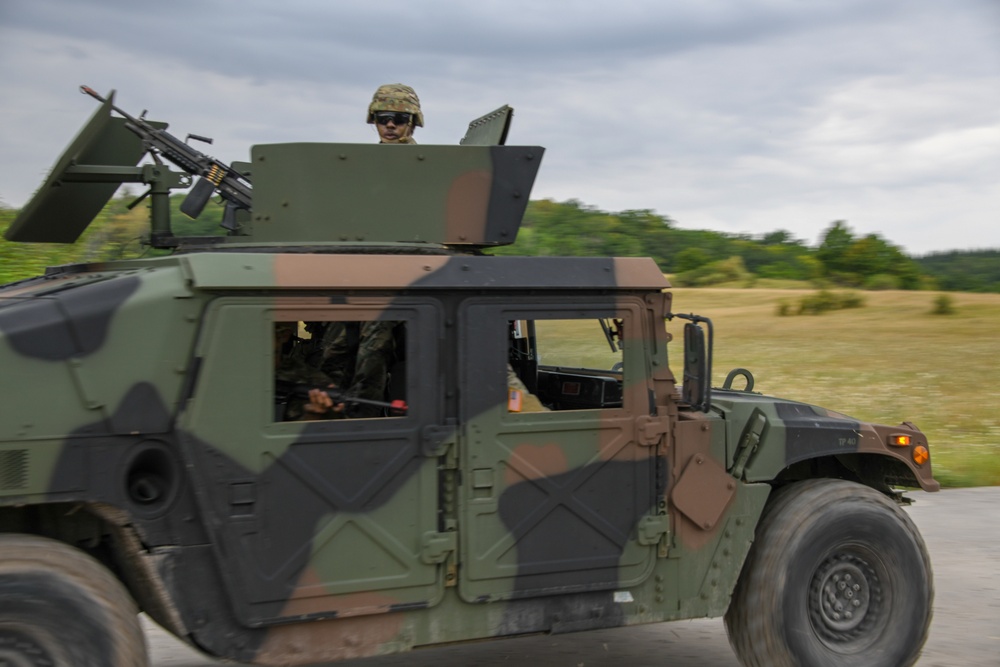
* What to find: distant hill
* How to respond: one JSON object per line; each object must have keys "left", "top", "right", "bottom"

{"left": 915, "top": 250, "right": 1000, "bottom": 293}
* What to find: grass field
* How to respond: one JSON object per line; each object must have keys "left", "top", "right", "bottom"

{"left": 666, "top": 288, "right": 1000, "bottom": 488}
{"left": 535, "top": 288, "right": 999, "bottom": 488}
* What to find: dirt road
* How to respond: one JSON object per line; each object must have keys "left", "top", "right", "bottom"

{"left": 148, "top": 486, "right": 1000, "bottom": 667}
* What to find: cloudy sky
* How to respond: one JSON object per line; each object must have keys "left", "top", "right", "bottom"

{"left": 1, "top": 0, "right": 997, "bottom": 255}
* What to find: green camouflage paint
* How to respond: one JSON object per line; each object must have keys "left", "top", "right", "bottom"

{"left": 0, "top": 88, "right": 937, "bottom": 667}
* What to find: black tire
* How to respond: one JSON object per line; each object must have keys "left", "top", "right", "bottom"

{"left": 0, "top": 533, "right": 149, "bottom": 667}
{"left": 724, "top": 479, "right": 933, "bottom": 667}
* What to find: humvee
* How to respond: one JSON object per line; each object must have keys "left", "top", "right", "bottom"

{"left": 0, "top": 89, "right": 937, "bottom": 667}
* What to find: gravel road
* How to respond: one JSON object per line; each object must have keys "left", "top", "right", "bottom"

{"left": 148, "top": 486, "right": 1000, "bottom": 667}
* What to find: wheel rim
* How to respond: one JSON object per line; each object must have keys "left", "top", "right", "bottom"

{"left": 809, "top": 549, "right": 886, "bottom": 651}
{"left": 0, "top": 628, "right": 59, "bottom": 667}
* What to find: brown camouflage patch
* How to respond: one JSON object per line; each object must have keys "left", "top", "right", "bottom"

{"left": 504, "top": 442, "right": 570, "bottom": 485}
{"left": 256, "top": 609, "right": 405, "bottom": 665}
{"left": 445, "top": 170, "right": 491, "bottom": 242}
{"left": 273, "top": 254, "right": 451, "bottom": 289}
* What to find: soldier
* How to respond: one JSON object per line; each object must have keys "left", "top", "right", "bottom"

{"left": 273, "top": 322, "right": 344, "bottom": 421}
{"left": 367, "top": 83, "right": 423, "bottom": 144}
{"left": 309, "top": 320, "right": 401, "bottom": 419}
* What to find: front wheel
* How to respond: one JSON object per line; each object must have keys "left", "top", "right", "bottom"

{"left": 725, "top": 479, "right": 933, "bottom": 667}
{"left": 0, "top": 533, "right": 149, "bottom": 667}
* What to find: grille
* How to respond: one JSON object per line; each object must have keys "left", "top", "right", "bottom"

{"left": 0, "top": 450, "right": 28, "bottom": 490}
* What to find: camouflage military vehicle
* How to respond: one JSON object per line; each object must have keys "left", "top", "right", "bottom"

{"left": 0, "top": 89, "right": 937, "bottom": 667}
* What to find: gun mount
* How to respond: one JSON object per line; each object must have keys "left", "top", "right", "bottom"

{"left": 5, "top": 88, "right": 541, "bottom": 250}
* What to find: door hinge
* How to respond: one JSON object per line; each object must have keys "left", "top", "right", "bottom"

{"left": 420, "top": 530, "right": 457, "bottom": 565}
{"left": 637, "top": 513, "right": 670, "bottom": 546}
{"left": 422, "top": 420, "right": 458, "bottom": 458}
{"left": 636, "top": 415, "right": 670, "bottom": 446}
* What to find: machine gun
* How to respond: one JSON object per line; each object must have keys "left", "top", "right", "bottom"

{"left": 80, "top": 86, "right": 252, "bottom": 230}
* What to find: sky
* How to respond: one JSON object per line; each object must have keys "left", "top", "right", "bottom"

{"left": 1, "top": 0, "right": 998, "bottom": 256}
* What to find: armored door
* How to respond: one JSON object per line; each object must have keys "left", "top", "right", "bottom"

{"left": 179, "top": 297, "right": 447, "bottom": 626}
{"left": 457, "top": 298, "right": 664, "bottom": 603}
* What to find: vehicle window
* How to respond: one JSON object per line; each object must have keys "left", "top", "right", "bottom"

{"left": 273, "top": 319, "right": 407, "bottom": 421}
{"left": 508, "top": 318, "right": 625, "bottom": 412}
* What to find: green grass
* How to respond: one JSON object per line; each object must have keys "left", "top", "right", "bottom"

{"left": 667, "top": 288, "right": 1000, "bottom": 488}
{"left": 535, "top": 289, "right": 1000, "bottom": 488}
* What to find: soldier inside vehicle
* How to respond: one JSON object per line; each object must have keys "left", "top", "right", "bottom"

{"left": 273, "top": 319, "right": 407, "bottom": 421}
{"left": 272, "top": 316, "right": 625, "bottom": 420}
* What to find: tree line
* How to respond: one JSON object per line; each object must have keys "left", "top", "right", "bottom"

{"left": 495, "top": 200, "right": 995, "bottom": 291}
{"left": 1, "top": 194, "right": 997, "bottom": 292}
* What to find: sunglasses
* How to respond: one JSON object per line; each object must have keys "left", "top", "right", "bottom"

{"left": 374, "top": 112, "right": 413, "bottom": 126}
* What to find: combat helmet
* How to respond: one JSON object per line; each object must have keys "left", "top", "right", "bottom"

{"left": 367, "top": 83, "right": 424, "bottom": 127}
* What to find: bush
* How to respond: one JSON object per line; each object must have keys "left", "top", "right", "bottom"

{"left": 838, "top": 291, "right": 866, "bottom": 309}
{"left": 931, "top": 294, "right": 956, "bottom": 315}
{"left": 795, "top": 290, "right": 867, "bottom": 315}
{"left": 798, "top": 290, "right": 836, "bottom": 315}
{"left": 674, "top": 256, "right": 752, "bottom": 287}
{"left": 864, "top": 273, "right": 901, "bottom": 290}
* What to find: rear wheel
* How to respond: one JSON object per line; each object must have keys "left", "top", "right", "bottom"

{"left": 0, "top": 533, "right": 149, "bottom": 667}
{"left": 725, "top": 479, "right": 932, "bottom": 667}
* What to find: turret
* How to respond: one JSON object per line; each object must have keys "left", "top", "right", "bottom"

{"left": 4, "top": 87, "right": 542, "bottom": 251}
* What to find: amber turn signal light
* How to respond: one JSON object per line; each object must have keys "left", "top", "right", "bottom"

{"left": 888, "top": 434, "right": 912, "bottom": 447}
{"left": 913, "top": 446, "right": 929, "bottom": 465}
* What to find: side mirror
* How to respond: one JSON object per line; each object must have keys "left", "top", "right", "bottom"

{"left": 680, "top": 318, "right": 713, "bottom": 412}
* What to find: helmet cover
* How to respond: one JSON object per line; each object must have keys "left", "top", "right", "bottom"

{"left": 367, "top": 83, "right": 424, "bottom": 127}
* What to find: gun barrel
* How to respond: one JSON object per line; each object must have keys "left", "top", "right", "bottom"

{"left": 82, "top": 84, "right": 149, "bottom": 130}
{"left": 80, "top": 85, "right": 104, "bottom": 102}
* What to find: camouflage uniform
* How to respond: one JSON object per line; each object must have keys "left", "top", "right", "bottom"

{"left": 310, "top": 320, "right": 400, "bottom": 418}
{"left": 274, "top": 326, "right": 338, "bottom": 421}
